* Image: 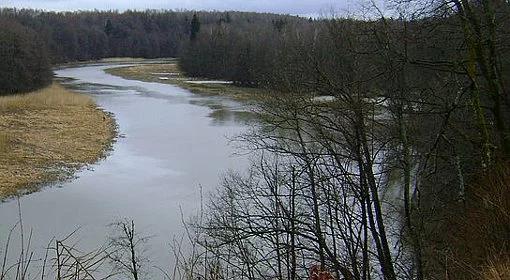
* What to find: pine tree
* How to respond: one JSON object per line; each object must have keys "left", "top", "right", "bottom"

{"left": 104, "top": 19, "right": 113, "bottom": 37}
{"left": 190, "top": 13, "right": 201, "bottom": 41}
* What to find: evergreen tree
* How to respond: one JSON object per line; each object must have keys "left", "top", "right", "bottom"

{"left": 190, "top": 13, "right": 201, "bottom": 41}
{"left": 104, "top": 19, "right": 113, "bottom": 37}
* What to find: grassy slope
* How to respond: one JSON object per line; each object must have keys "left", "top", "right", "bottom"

{"left": 0, "top": 83, "right": 116, "bottom": 199}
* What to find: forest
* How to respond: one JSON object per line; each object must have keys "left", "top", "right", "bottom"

{"left": 180, "top": 1, "right": 510, "bottom": 279}
{"left": 0, "top": 8, "right": 290, "bottom": 93}
{"left": 0, "top": 0, "right": 509, "bottom": 279}
{"left": 0, "top": 18, "right": 52, "bottom": 94}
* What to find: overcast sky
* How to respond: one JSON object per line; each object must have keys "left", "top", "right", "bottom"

{"left": 0, "top": 0, "right": 365, "bottom": 16}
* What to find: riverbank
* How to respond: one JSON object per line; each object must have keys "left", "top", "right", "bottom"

{"left": 57, "top": 57, "right": 177, "bottom": 70}
{"left": 0, "top": 83, "right": 116, "bottom": 199}
{"left": 105, "top": 62, "right": 266, "bottom": 101}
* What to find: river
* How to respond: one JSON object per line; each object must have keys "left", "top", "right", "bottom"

{"left": 0, "top": 63, "right": 251, "bottom": 278}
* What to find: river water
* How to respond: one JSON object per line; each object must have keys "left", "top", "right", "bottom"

{"left": 0, "top": 64, "right": 251, "bottom": 278}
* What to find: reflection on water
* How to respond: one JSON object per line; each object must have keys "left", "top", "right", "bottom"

{"left": 188, "top": 98, "right": 258, "bottom": 126}
{"left": 0, "top": 63, "right": 251, "bottom": 279}
{"left": 209, "top": 109, "right": 257, "bottom": 125}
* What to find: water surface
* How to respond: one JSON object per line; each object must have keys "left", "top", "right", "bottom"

{"left": 0, "top": 64, "right": 250, "bottom": 277}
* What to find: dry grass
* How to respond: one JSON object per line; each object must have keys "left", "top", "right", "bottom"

{"left": 106, "top": 63, "right": 181, "bottom": 81}
{"left": 0, "top": 83, "right": 92, "bottom": 111}
{"left": 57, "top": 58, "right": 177, "bottom": 69}
{"left": 0, "top": 132, "right": 11, "bottom": 153}
{"left": 0, "top": 83, "right": 115, "bottom": 199}
{"left": 98, "top": 57, "right": 176, "bottom": 63}
{"left": 105, "top": 63, "right": 267, "bottom": 102}
{"left": 482, "top": 258, "right": 510, "bottom": 280}
{"left": 433, "top": 162, "right": 510, "bottom": 280}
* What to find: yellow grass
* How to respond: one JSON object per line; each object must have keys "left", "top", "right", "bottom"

{"left": 0, "top": 132, "right": 11, "bottom": 153}
{"left": 482, "top": 258, "right": 510, "bottom": 280}
{"left": 0, "top": 83, "right": 115, "bottom": 199}
{"left": 105, "top": 63, "right": 267, "bottom": 102}
{"left": 0, "top": 84, "right": 92, "bottom": 111}
{"left": 106, "top": 63, "right": 182, "bottom": 81}
{"left": 98, "top": 57, "right": 175, "bottom": 63}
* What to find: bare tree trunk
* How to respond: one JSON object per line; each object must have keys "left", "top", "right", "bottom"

{"left": 356, "top": 107, "right": 397, "bottom": 280}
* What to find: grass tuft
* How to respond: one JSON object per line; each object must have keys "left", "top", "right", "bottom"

{"left": 482, "top": 258, "right": 510, "bottom": 280}
{"left": 0, "top": 132, "right": 11, "bottom": 153}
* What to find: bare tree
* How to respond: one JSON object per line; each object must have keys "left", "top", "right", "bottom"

{"left": 107, "top": 220, "right": 150, "bottom": 280}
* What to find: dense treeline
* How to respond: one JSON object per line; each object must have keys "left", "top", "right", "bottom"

{"left": 179, "top": 14, "right": 306, "bottom": 85}
{"left": 0, "top": 19, "right": 51, "bottom": 94}
{"left": 0, "top": 8, "right": 292, "bottom": 63}
{"left": 177, "top": 1, "right": 510, "bottom": 280}
{"left": 0, "top": 8, "right": 292, "bottom": 94}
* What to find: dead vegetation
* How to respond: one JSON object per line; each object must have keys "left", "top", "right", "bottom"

{"left": 482, "top": 257, "right": 510, "bottom": 280}
{"left": 105, "top": 63, "right": 266, "bottom": 101}
{"left": 0, "top": 83, "right": 115, "bottom": 199}
{"left": 430, "top": 162, "right": 510, "bottom": 280}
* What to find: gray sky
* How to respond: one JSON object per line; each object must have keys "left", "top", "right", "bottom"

{"left": 0, "top": 0, "right": 362, "bottom": 15}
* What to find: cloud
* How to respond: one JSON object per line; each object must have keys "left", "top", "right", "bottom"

{"left": 0, "top": 0, "right": 350, "bottom": 15}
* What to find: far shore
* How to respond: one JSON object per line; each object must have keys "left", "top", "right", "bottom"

{"left": 104, "top": 62, "right": 267, "bottom": 102}
{"left": 55, "top": 57, "right": 178, "bottom": 69}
